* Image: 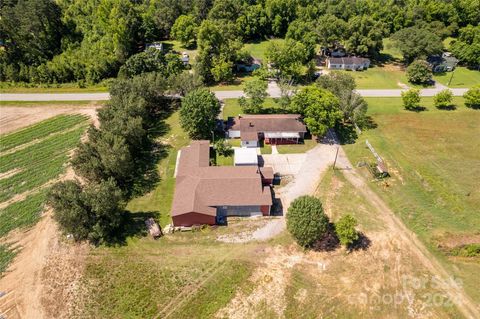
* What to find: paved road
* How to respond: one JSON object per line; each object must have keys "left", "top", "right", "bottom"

{"left": 1, "top": 81, "right": 469, "bottom": 101}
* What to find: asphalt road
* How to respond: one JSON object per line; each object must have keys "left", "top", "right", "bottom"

{"left": 0, "top": 86, "right": 469, "bottom": 101}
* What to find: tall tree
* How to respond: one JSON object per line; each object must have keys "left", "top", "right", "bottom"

{"left": 450, "top": 25, "right": 480, "bottom": 67}
{"left": 315, "top": 14, "right": 347, "bottom": 48}
{"left": 239, "top": 77, "right": 268, "bottom": 113}
{"left": 290, "top": 86, "right": 342, "bottom": 137}
{"left": 392, "top": 26, "right": 443, "bottom": 63}
{"left": 171, "top": 15, "right": 199, "bottom": 48}
{"left": 406, "top": 60, "right": 432, "bottom": 84}
{"left": 179, "top": 88, "right": 221, "bottom": 139}
{"left": 345, "top": 15, "right": 387, "bottom": 57}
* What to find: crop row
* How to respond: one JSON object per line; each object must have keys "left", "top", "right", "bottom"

{"left": 0, "top": 126, "right": 87, "bottom": 202}
{"left": 0, "top": 114, "right": 89, "bottom": 152}
{"left": 0, "top": 190, "right": 46, "bottom": 238}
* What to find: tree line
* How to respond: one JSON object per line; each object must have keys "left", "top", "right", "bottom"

{"left": 1, "top": 0, "right": 478, "bottom": 85}
{"left": 47, "top": 72, "right": 201, "bottom": 244}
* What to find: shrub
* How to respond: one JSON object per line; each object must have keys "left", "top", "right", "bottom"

{"left": 406, "top": 60, "right": 432, "bottom": 84}
{"left": 401, "top": 88, "right": 421, "bottom": 110}
{"left": 286, "top": 195, "right": 329, "bottom": 248}
{"left": 464, "top": 86, "right": 480, "bottom": 109}
{"left": 335, "top": 214, "right": 359, "bottom": 247}
{"left": 214, "top": 139, "right": 233, "bottom": 157}
{"left": 434, "top": 89, "right": 454, "bottom": 109}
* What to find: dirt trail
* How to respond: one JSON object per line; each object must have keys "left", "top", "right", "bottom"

{"left": 335, "top": 146, "right": 480, "bottom": 319}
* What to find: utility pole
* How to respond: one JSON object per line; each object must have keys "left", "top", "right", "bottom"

{"left": 447, "top": 69, "right": 455, "bottom": 87}
{"left": 333, "top": 146, "right": 339, "bottom": 170}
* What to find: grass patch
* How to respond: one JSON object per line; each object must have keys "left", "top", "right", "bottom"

{"left": 161, "top": 40, "right": 198, "bottom": 61}
{"left": 0, "top": 125, "right": 88, "bottom": 202}
{"left": 0, "top": 244, "right": 18, "bottom": 276}
{"left": 433, "top": 67, "right": 480, "bottom": 88}
{"left": 342, "top": 65, "right": 406, "bottom": 89}
{"left": 244, "top": 38, "right": 285, "bottom": 61}
{"left": 276, "top": 139, "right": 317, "bottom": 154}
{"left": 0, "top": 191, "right": 47, "bottom": 237}
{"left": 0, "top": 81, "right": 109, "bottom": 93}
{"left": 215, "top": 154, "right": 234, "bottom": 166}
{"left": 209, "top": 75, "right": 255, "bottom": 91}
{"left": 342, "top": 96, "right": 480, "bottom": 303}
{"left": 222, "top": 98, "right": 280, "bottom": 120}
{"left": 381, "top": 38, "right": 403, "bottom": 61}
{"left": 126, "top": 111, "right": 189, "bottom": 227}
{"left": 259, "top": 143, "right": 272, "bottom": 155}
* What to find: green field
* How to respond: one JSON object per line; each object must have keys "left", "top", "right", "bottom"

{"left": 0, "top": 114, "right": 88, "bottom": 274}
{"left": 343, "top": 96, "right": 480, "bottom": 303}
{"left": 244, "top": 38, "right": 285, "bottom": 61}
{"left": 433, "top": 67, "right": 480, "bottom": 88}
{"left": 0, "top": 123, "right": 88, "bottom": 202}
{"left": 343, "top": 65, "right": 407, "bottom": 89}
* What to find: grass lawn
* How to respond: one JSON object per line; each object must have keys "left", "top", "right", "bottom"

{"left": 161, "top": 40, "right": 198, "bottom": 61}
{"left": 216, "top": 154, "right": 234, "bottom": 166}
{"left": 343, "top": 96, "right": 480, "bottom": 304}
{"left": 433, "top": 67, "right": 480, "bottom": 88}
{"left": 381, "top": 38, "right": 403, "bottom": 61}
{"left": 209, "top": 75, "right": 255, "bottom": 91}
{"left": 243, "top": 38, "right": 285, "bottom": 61}
{"left": 0, "top": 81, "right": 109, "bottom": 93}
{"left": 342, "top": 65, "right": 406, "bottom": 89}
{"left": 259, "top": 143, "right": 272, "bottom": 155}
{"left": 276, "top": 138, "right": 317, "bottom": 154}
{"left": 126, "top": 111, "right": 189, "bottom": 227}
{"left": 222, "top": 98, "right": 280, "bottom": 120}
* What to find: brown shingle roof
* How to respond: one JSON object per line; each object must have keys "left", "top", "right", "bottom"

{"left": 172, "top": 141, "right": 272, "bottom": 217}
{"left": 230, "top": 114, "right": 307, "bottom": 141}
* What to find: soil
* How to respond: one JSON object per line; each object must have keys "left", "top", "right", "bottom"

{"left": 0, "top": 103, "right": 100, "bottom": 135}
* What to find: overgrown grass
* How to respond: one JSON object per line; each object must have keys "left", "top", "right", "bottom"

{"left": 0, "top": 125, "right": 88, "bottom": 202}
{"left": 0, "top": 114, "right": 88, "bottom": 152}
{"left": 342, "top": 96, "right": 480, "bottom": 304}
{"left": 433, "top": 67, "right": 480, "bottom": 88}
{"left": 0, "top": 191, "right": 47, "bottom": 238}
{"left": 276, "top": 139, "right": 317, "bottom": 154}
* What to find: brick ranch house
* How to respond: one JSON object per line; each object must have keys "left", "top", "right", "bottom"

{"left": 171, "top": 140, "right": 274, "bottom": 227}
{"left": 227, "top": 114, "right": 307, "bottom": 147}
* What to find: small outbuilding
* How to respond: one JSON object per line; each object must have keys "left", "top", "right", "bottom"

{"left": 234, "top": 148, "right": 259, "bottom": 166}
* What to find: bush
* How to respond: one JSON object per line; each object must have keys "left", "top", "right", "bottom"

{"left": 286, "top": 195, "right": 329, "bottom": 248}
{"left": 464, "top": 86, "right": 480, "bottom": 109}
{"left": 434, "top": 89, "right": 454, "bottom": 109}
{"left": 214, "top": 139, "right": 233, "bottom": 157}
{"left": 401, "top": 88, "right": 421, "bottom": 110}
{"left": 406, "top": 60, "right": 432, "bottom": 84}
{"left": 335, "top": 214, "right": 359, "bottom": 248}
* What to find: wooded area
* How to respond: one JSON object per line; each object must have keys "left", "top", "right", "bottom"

{"left": 1, "top": 0, "right": 478, "bottom": 85}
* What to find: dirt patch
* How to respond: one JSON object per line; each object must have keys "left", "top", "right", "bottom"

{"left": 0, "top": 103, "right": 99, "bottom": 135}
{"left": 0, "top": 212, "right": 88, "bottom": 319}
{"left": 0, "top": 168, "right": 22, "bottom": 180}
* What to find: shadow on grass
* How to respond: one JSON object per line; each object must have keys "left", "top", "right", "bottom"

{"left": 406, "top": 106, "right": 428, "bottom": 112}
{"left": 436, "top": 104, "right": 457, "bottom": 111}
{"left": 313, "top": 224, "right": 340, "bottom": 252}
{"left": 335, "top": 123, "right": 358, "bottom": 145}
{"left": 349, "top": 232, "right": 372, "bottom": 251}
{"left": 107, "top": 211, "right": 159, "bottom": 246}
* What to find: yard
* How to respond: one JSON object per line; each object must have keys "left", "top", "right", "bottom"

{"left": 209, "top": 75, "right": 255, "bottom": 91}
{"left": 243, "top": 38, "right": 285, "bottom": 61}
{"left": 276, "top": 138, "right": 317, "bottom": 154}
{"left": 342, "top": 96, "right": 480, "bottom": 304}
{"left": 340, "top": 65, "right": 407, "bottom": 89}
{"left": 433, "top": 67, "right": 480, "bottom": 88}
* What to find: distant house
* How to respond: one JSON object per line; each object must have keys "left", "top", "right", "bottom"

{"left": 427, "top": 53, "right": 458, "bottom": 73}
{"left": 236, "top": 58, "right": 262, "bottom": 72}
{"left": 171, "top": 141, "right": 273, "bottom": 226}
{"left": 227, "top": 114, "right": 307, "bottom": 147}
{"left": 326, "top": 57, "right": 370, "bottom": 71}
{"left": 145, "top": 43, "right": 163, "bottom": 51}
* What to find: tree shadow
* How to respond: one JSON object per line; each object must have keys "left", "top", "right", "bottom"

{"left": 335, "top": 123, "right": 358, "bottom": 145}
{"left": 348, "top": 232, "right": 372, "bottom": 251}
{"left": 436, "top": 104, "right": 457, "bottom": 111}
{"left": 312, "top": 224, "right": 340, "bottom": 252}
{"left": 406, "top": 106, "right": 428, "bottom": 112}
{"left": 106, "top": 211, "right": 158, "bottom": 246}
